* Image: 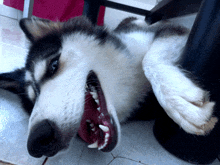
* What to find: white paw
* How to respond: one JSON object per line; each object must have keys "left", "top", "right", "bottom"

{"left": 154, "top": 76, "right": 218, "bottom": 135}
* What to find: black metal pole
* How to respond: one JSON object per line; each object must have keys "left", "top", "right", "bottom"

{"left": 179, "top": 0, "right": 220, "bottom": 122}
{"left": 83, "top": 0, "right": 102, "bottom": 24}
{"left": 179, "top": 0, "right": 220, "bottom": 75}
{"left": 154, "top": 0, "right": 220, "bottom": 164}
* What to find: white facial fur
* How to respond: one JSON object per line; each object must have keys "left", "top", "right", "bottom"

{"left": 25, "top": 71, "right": 36, "bottom": 102}
{"left": 34, "top": 60, "right": 47, "bottom": 82}
{"left": 28, "top": 32, "right": 151, "bottom": 146}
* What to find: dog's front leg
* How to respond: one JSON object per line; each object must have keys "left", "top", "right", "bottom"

{"left": 142, "top": 36, "right": 218, "bottom": 135}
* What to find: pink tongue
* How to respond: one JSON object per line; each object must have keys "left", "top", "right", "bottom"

{"left": 78, "top": 92, "right": 101, "bottom": 144}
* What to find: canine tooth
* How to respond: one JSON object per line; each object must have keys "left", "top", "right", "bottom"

{"left": 88, "top": 141, "right": 98, "bottom": 148}
{"left": 98, "top": 142, "right": 108, "bottom": 150}
{"left": 97, "top": 107, "right": 100, "bottom": 111}
{"left": 95, "top": 99, "right": 99, "bottom": 105}
{"left": 105, "top": 133, "right": 109, "bottom": 138}
{"left": 90, "top": 92, "right": 98, "bottom": 100}
{"left": 86, "top": 120, "right": 91, "bottom": 123}
{"left": 92, "top": 128, "right": 95, "bottom": 131}
{"left": 90, "top": 123, "right": 94, "bottom": 127}
{"left": 99, "top": 125, "right": 109, "bottom": 132}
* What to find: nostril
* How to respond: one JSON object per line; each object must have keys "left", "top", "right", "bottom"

{"left": 27, "top": 119, "right": 61, "bottom": 158}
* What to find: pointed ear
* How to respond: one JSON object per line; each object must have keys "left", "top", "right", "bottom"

{"left": 0, "top": 69, "right": 34, "bottom": 114}
{"left": 0, "top": 69, "right": 25, "bottom": 94}
{"left": 19, "top": 18, "right": 62, "bottom": 42}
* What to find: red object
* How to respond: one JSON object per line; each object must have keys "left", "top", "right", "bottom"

{"left": 3, "top": 0, "right": 105, "bottom": 25}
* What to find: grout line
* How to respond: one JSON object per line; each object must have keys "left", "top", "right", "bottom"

{"left": 107, "top": 158, "right": 115, "bottom": 165}
{"left": 106, "top": 153, "right": 116, "bottom": 165}
{"left": 0, "top": 14, "right": 18, "bottom": 21}
{"left": 42, "top": 157, "right": 48, "bottom": 165}
{"left": 107, "top": 155, "right": 148, "bottom": 165}
{"left": 116, "top": 156, "right": 148, "bottom": 165}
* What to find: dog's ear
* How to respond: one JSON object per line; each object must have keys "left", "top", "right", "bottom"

{"left": 0, "top": 69, "right": 34, "bottom": 114}
{"left": 0, "top": 68, "right": 25, "bottom": 94}
{"left": 19, "top": 18, "right": 62, "bottom": 42}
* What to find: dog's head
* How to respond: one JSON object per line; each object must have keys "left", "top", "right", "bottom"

{"left": 0, "top": 16, "right": 148, "bottom": 158}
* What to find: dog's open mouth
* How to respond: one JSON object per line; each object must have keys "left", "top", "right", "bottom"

{"left": 78, "top": 71, "right": 118, "bottom": 152}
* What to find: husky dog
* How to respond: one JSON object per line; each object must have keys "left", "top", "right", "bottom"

{"left": 0, "top": 16, "right": 218, "bottom": 158}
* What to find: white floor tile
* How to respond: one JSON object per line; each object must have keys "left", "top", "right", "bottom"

{"left": 0, "top": 16, "right": 29, "bottom": 50}
{"left": 0, "top": 43, "right": 27, "bottom": 73}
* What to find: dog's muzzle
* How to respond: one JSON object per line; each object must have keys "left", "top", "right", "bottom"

{"left": 27, "top": 71, "right": 118, "bottom": 158}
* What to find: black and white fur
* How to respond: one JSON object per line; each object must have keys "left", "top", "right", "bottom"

{"left": 0, "top": 16, "right": 217, "bottom": 158}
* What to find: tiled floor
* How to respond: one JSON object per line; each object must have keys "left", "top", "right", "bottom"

{"left": 0, "top": 15, "right": 220, "bottom": 165}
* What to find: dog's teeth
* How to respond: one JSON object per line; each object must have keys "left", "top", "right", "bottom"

{"left": 105, "top": 133, "right": 109, "bottom": 138}
{"left": 90, "top": 123, "right": 94, "bottom": 127}
{"left": 97, "top": 107, "right": 100, "bottom": 111}
{"left": 90, "top": 92, "right": 98, "bottom": 100}
{"left": 95, "top": 99, "right": 99, "bottom": 105}
{"left": 88, "top": 141, "right": 98, "bottom": 148}
{"left": 98, "top": 141, "right": 108, "bottom": 150}
{"left": 89, "top": 89, "right": 99, "bottom": 105}
{"left": 91, "top": 128, "right": 95, "bottom": 131}
{"left": 99, "top": 125, "right": 109, "bottom": 132}
{"left": 86, "top": 120, "right": 91, "bottom": 123}
{"left": 97, "top": 133, "right": 109, "bottom": 150}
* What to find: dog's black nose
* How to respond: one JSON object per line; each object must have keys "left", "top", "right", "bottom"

{"left": 27, "top": 119, "right": 63, "bottom": 158}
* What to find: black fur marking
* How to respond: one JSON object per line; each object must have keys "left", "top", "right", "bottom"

{"left": 62, "top": 16, "right": 126, "bottom": 50}
{"left": 0, "top": 69, "right": 34, "bottom": 114}
{"left": 21, "top": 16, "right": 126, "bottom": 64}
{"left": 62, "top": 16, "right": 95, "bottom": 36}
{"left": 20, "top": 92, "right": 34, "bottom": 115}
{"left": 154, "top": 24, "right": 189, "bottom": 38}
{"left": 114, "top": 17, "right": 189, "bottom": 40}
{"left": 95, "top": 27, "right": 126, "bottom": 50}
{"left": 113, "top": 17, "right": 141, "bottom": 33}
{"left": 25, "top": 34, "right": 62, "bottom": 72}
{"left": 40, "top": 54, "right": 61, "bottom": 84}
{"left": 0, "top": 69, "right": 25, "bottom": 94}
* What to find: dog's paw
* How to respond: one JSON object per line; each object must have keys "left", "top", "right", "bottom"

{"left": 156, "top": 80, "right": 218, "bottom": 135}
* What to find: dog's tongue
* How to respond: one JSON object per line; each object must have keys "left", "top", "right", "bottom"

{"left": 78, "top": 91, "right": 116, "bottom": 151}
